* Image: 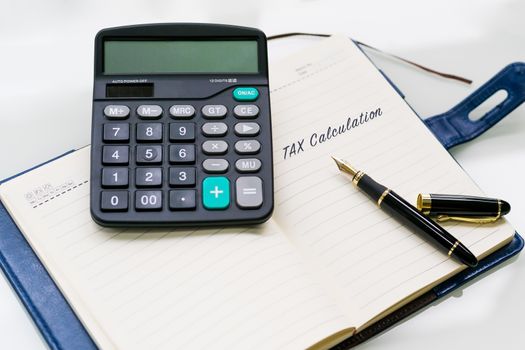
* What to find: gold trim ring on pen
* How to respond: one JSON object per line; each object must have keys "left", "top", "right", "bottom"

{"left": 448, "top": 241, "right": 460, "bottom": 256}
{"left": 352, "top": 171, "right": 365, "bottom": 186}
{"left": 377, "top": 189, "right": 390, "bottom": 207}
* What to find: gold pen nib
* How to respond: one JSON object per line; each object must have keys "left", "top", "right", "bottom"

{"left": 331, "top": 156, "right": 358, "bottom": 177}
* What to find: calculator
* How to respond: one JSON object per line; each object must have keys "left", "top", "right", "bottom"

{"left": 90, "top": 23, "right": 273, "bottom": 227}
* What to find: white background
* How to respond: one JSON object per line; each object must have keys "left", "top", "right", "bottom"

{"left": 0, "top": 0, "right": 524, "bottom": 349}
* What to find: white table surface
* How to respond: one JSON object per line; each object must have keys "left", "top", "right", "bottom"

{"left": 1, "top": 0, "right": 524, "bottom": 349}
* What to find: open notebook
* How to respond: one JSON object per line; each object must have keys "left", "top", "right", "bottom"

{"left": 0, "top": 35, "right": 518, "bottom": 350}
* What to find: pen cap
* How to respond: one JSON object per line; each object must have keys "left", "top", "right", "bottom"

{"left": 417, "top": 193, "right": 510, "bottom": 217}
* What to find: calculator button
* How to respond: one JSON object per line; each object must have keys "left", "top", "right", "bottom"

{"left": 169, "top": 144, "right": 196, "bottom": 164}
{"left": 202, "top": 105, "right": 227, "bottom": 118}
{"left": 136, "top": 168, "right": 162, "bottom": 187}
{"left": 169, "top": 190, "right": 196, "bottom": 210}
{"left": 170, "top": 105, "right": 195, "bottom": 118}
{"left": 103, "top": 123, "right": 130, "bottom": 142}
{"left": 202, "top": 159, "right": 229, "bottom": 173}
{"left": 104, "top": 105, "right": 130, "bottom": 119}
{"left": 137, "top": 105, "right": 163, "bottom": 119}
{"left": 169, "top": 123, "right": 195, "bottom": 141}
{"left": 202, "top": 177, "right": 230, "bottom": 210}
{"left": 136, "top": 145, "right": 162, "bottom": 164}
{"left": 102, "top": 146, "right": 129, "bottom": 165}
{"left": 202, "top": 140, "right": 228, "bottom": 155}
{"left": 135, "top": 191, "right": 163, "bottom": 210}
{"left": 102, "top": 168, "right": 129, "bottom": 187}
{"left": 137, "top": 123, "right": 163, "bottom": 142}
{"left": 236, "top": 176, "right": 263, "bottom": 209}
{"left": 169, "top": 167, "right": 196, "bottom": 187}
{"left": 202, "top": 122, "right": 228, "bottom": 136}
{"left": 101, "top": 191, "right": 128, "bottom": 211}
{"left": 234, "top": 122, "right": 260, "bottom": 136}
{"left": 234, "top": 105, "right": 259, "bottom": 118}
{"left": 232, "top": 87, "right": 259, "bottom": 102}
{"left": 235, "top": 158, "right": 261, "bottom": 173}
{"left": 234, "top": 140, "right": 260, "bottom": 154}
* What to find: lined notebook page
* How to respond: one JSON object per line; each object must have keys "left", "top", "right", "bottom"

{"left": 0, "top": 148, "right": 352, "bottom": 350}
{"left": 269, "top": 35, "right": 516, "bottom": 329}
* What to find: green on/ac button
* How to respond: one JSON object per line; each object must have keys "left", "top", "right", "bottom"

{"left": 233, "top": 87, "right": 259, "bottom": 101}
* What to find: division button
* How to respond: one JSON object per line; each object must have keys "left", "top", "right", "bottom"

{"left": 236, "top": 176, "right": 263, "bottom": 209}
{"left": 202, "top": 140, "right": 228, "bottom": 155}
{"left": 202, "top": 159, "right": 229, "bottom": 173}
{"left": 234, "top": 105, "right": 259, "bottom": 118}
{"left": 169, "top": 190, "right": 196, "bottom": 210}
{"left": 234, "top": 140, "right": 261, "bottom": 154}
{"left": 137, "top": 105, "right": 163, "bottom": 118}
{"left": 202, "top": 105, "right": 227, "bottom": 118}
{"left": 234, "top": 122, "right": 260, "bottom": 136}
{"left": 104, "top": 105, "right": 130, "bottom": 119}
{"left": 202, "top": 177, "right": 230, "bottom": 210}
{"left": 232, "top": 87, "right": 259, "bottom": 102}
{"left": 235, "top": 158, "right": 261, "bottom": 173}
{"left": 169, "top": 105, "right": 195, "bottom": 118}
{"left": 202, "top": 122, "right": 228, "bottom": 136}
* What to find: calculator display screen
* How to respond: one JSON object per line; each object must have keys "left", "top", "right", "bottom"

{"left": 103, "top": 40, "right": 259, "bottom": 74}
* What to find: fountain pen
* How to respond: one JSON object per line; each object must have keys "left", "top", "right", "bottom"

{"left": 332, "top": 157, "right": 478, "bottom": 267}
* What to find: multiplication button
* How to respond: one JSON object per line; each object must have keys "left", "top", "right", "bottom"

{"left": 202, "top": 140, "right": 228, "bottom": 155}
{"left": 236, "top": 176, "right": 263, "bottom": 209}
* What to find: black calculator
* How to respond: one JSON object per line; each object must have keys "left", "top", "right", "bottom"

{"left": 90, "top": 23, "right": 273, "bottom": 227}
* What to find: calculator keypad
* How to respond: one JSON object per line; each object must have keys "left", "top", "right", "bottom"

{"left": 91, "top": 85, "right": 272, "bottom": 226}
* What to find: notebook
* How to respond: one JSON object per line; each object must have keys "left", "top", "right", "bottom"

{"left": 0, "top": 35, "right": 520, "bottom": 350}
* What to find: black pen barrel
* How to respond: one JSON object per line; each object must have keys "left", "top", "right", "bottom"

{"left": 381, "top": 191, "right": 478, "bottom": 267}
{"left": 354, "top": 172, "right": 478, "bottom": 267}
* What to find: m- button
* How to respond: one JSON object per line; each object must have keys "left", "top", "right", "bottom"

{"left": 137, "top": 105, "right": 162, "bottom": 118}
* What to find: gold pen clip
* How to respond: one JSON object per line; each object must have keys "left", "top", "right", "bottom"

{"left": 435, "top": 215, "right": 501, "bottom": 224}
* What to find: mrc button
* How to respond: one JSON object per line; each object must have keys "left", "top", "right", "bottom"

{"left": 233, "top": 87, "right": 259, "bottom": 101}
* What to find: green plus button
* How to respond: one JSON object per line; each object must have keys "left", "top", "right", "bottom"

{"left": 233, "top": 87, "right": 259, "bottom": 101}
{"left": 202, "top": 177, "right": 230, "bottom": 209}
